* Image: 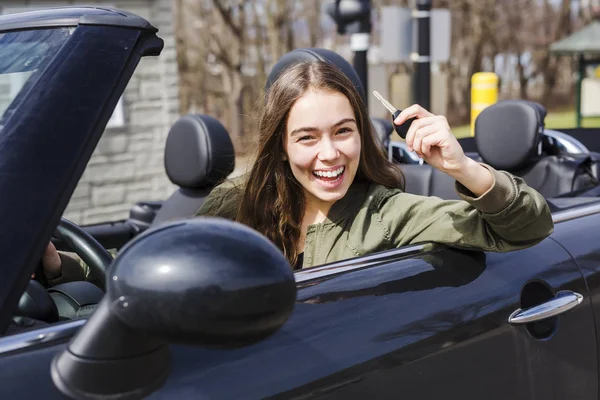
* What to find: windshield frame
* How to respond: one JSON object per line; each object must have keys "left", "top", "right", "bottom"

{"left": 0, "top": 21, "right": 163, "bottom": 334}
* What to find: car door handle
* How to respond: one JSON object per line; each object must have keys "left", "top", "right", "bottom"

{"left": 508, "top": 290, "right": 584, "bottom": 325}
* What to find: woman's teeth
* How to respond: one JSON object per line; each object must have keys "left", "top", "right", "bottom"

{"left": 313, "top": 167, "right": 345, "bottom": 179}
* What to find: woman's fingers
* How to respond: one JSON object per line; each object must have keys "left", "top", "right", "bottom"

{"left": 420, "top": 131, "right": 448, "bottom": 158}
{"left": 398, "top": 110, "right": 466, "bottom": 172}
{"left": 394, "top": 104, "right": 434, "bottom": 126}
{"left": 405, "top": 116, "right": 438, "bottom": 150}
{"left": 414, "top": 125, "right": 442, "bottom": 157}
{"left": 406, "top": 116, "right": 445, "bottom": 153}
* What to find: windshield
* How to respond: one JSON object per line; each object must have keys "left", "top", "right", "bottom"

{"left": 0, "top": 28, "right": 72, "bottom": 127}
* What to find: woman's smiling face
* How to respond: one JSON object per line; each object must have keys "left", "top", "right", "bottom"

{"left": 284, "top": 88, "right": 361, "bottom": 210}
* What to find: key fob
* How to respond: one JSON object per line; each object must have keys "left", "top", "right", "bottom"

{"left": 392, "top": 110, "right": 417, "bottom": 139}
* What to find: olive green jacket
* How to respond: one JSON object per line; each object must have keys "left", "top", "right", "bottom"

{"left": 55, "top": 164, "right": 553, "bottom": 282}
{"left": 197, "top": 164, "right": 554, "bottom": 268}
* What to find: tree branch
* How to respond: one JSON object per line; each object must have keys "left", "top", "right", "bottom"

{"left": 211, "top": 0, "right": 242, "bottom": 38}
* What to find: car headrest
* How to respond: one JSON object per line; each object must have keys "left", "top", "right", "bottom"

{"left": 164, "top": 114, "right": 235, "bottom": 189}
{"left": 265, "top": 48, "right": 366, "bottom": 105}
{"left": 475, "top": 100, "right": 546, "bottom": 171}
{"left": 370, "top": 117, "right": 393, "bottom": 150}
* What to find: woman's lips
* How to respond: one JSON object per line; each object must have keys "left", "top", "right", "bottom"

{"left": 312, "top": 168, "right": 345, "bottom": 189}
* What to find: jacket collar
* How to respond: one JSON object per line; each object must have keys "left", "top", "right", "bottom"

{"left": 326, "top": 181, "right": 370, "bottom": 224}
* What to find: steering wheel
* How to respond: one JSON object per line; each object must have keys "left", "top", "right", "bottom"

{"left": 17, "top": 218, "right": 112, "bottom": 324}
{"left": 53, "top": 218, "right": 113, "bottom": 291}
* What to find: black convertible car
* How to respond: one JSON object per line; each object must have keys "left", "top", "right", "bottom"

{"left": 3, "top": 6, "right": 600, "bottom": 400}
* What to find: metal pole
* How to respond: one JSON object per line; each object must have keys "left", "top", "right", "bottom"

{"left": 576, "top": 54, "right": 584, "bottom": 128}
{"left": 412, "top": 0, "right": 431, "bottom": 110}
{"left": 351, "top": 33, "right": 370, "bottom": 107}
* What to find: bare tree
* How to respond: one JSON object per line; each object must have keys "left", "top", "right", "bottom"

{"left": 304, "top": 0, "right": 324, "bottom": 47}
{"left": 438, "top": 0, "right": 498, "bottom": 122}
{"left": 176, "top": 0, "right": 209, "bottom": 114}
{"left": 265, "top": 0, "right": 296, "bottom": 63}
{"left": 535, "top": 0, "right": 573, "bottom": 101}
{"left": 175, "top": 0, "right": 339, "bottom": 152}
{"left": 207, "top": 0, "right": 248, "bottom": 143}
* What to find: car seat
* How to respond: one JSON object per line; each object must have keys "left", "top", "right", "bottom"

{"left": 151, "top": 114, "right": 235, "bottom": 226}
{"left": 401, "top": 100, "right": 598, "bottom": 199}
{"left": 475, "top": 100, "right": 597, "bottom": 197}
{"left": 371, "top": 117, "right": 393, "bottom": 152}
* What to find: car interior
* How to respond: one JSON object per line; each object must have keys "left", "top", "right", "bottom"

{"left": 153, "top": 113, "right": 236, "bottom": 225}
{"left": 12, "top": 115, "right": 237, "bottom": 329}
{"left": 401, "top": 100, "right": 599, "bottom": 200}
{"left": 11, "top": 48, "right": 600, "bottom": 330}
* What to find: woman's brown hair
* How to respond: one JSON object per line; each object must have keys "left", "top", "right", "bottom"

{"left": 237, "top": 61, "right": 404, "bottom": 266}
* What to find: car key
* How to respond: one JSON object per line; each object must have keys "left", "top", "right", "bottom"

{"left": 372, "top": 91, "right": 417, "bottom": 139}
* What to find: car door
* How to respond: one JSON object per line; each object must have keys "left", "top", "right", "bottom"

{"left": 147, "top": 239, "right": 597, "bottom": 399}
{"left": 0, "top": 239, "right": 595, "bottom": 399}
{"left": 550, "top": 203, "right": 600, "bottom": 396}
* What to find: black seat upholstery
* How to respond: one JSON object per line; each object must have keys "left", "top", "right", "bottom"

{"left": 475, "top": 100, "right": 546, "bottom": 172}
{"left": 475, "top": 100, "right": 596, "bottom": 198}
{"left": 371, "top": 117, "right": 393, "bottom": 152}
{"left": 152, "top": 114, "right": 235, "bottom": 226}
{"left": 401, "top": 164, "right": 461, "bottom": 199}
{"left": 401, "top": 100, "right": 597, "bottom": 199}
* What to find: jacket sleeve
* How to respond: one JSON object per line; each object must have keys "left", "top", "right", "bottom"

{"left": 48, "top": 250, "right": 115, "bottom": 287}
{"left": 47, "top": 252, "right": 91, "bottom": 286}
{"left": 380, "top": 164, "right": 554, "bottom": 252}
{"left": 195, "top": 177, "right": 244, "bottom": 220}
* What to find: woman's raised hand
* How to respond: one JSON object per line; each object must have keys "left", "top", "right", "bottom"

{"left": 394, "top": 104, "right": 467, "bottom": 174}
{"left": 394, "top": 104, "right": 493, "bottom": 197}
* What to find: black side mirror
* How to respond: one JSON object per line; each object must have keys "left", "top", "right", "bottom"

{"left": 51, "top": 218, "right": 296, "bottom": 400}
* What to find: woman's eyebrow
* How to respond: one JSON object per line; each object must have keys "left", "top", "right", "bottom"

{"left": 331, "top": 118, "right": 356, "bottom": 128}
{"left": 289, "top": 126, "right": 318, "bottom": 137}
{"left": 289, "top": 118, "right": 356, "bottom": 137}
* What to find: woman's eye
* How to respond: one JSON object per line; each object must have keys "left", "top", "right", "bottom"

{"left": 337, "top": 127, "right": 352, "bottom": 135}
{"left": 298, "top": 135, "right": 314, "bottom": 142}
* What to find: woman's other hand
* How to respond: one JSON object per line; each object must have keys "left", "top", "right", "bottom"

{"left": 41, "top": 242, "right": 62, "bottom": 280}
{"left": 395, "top": 104, "right": 493, "bottom": 197}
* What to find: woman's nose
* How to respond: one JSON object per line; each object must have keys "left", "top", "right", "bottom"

{"left": 317, "top": 138, "right": 339, "bottom": 161}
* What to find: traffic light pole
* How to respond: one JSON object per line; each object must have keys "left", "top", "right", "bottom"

{"left": 326, "top": 0, "right": 372, "bottom": 108}
{"left": 351, "top": 33, "right": 370, "bottom": 107}
{"left": 413, "top": 0, "right": 431, "bottom": 110}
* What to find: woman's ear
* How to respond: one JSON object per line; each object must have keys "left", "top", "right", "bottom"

{"left": 281, "top": 153, "right": 288, "bottom": 161}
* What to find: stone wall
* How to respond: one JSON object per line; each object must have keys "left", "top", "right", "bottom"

{"left": 1, "top": 0, "right": 180, "bottom": 225}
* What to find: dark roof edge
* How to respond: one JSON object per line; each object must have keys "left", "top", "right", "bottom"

{"left": 0, "top": 6, "right": 157, "bottom": 33}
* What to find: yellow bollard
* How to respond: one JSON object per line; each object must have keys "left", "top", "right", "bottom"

{"left": 471, "top": 72, "right": 499, "bottom": 136}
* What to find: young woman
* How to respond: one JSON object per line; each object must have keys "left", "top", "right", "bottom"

{"left": 46, "top": 60, "right": 553, "bottom": 280}
{"left": 196, "top": 61, "right": 553, "bottom": 270}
